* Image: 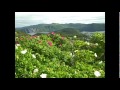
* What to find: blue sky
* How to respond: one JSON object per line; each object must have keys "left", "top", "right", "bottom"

{"left": 15, "top": 12, "right": 105, "bottom": 28}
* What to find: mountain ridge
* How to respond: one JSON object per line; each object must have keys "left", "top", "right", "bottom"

{"left": 15, "top": 23, "right": 105, "bottom": 34}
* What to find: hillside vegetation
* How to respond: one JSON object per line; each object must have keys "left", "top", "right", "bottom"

{"left": 15, "top": 30, "right": 105, "bottom": 78}
{"left": 16, "top": 23, "right": 105, "bottom": 34}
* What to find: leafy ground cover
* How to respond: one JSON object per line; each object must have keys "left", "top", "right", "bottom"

{"left": 15, "top": 31, "right": 105, "bottom": 78}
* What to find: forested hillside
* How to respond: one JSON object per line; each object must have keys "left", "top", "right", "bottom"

{"left": 16, "top": 23, "right": 105, "bottom": 34}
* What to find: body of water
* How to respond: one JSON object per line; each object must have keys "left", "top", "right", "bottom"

{"left": 81, "top": 31, "right": 105, "bottom": 36}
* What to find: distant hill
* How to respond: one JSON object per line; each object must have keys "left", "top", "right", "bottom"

{"left": 15, "top": 30, "right": 30, "bottom": 37}
{"left": 54, "top": 28, "right": 80, "bottom": 36}
{"left": 83, "top": 23, "right": 105, "bottom": 32}
{"left": 15, "top": 23, "right": 105, "bottom": 35}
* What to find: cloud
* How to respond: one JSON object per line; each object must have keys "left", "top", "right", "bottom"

{"left": 15, "top": 12, "right": 105, "bottom": 27}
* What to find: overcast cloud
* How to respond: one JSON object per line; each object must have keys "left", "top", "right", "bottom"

{"left": 15, "top": 12, "right": 105, "bottom": 28}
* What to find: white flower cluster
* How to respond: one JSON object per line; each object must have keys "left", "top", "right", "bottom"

{"left": 15, "top": 44, "right": 20, "bottom": 49}
{"left": 70, "top": 53, "right": 75, "bottom": 57}
{"left": 32, "top": 54, "right": 36, "bottom": 58}
{"left": 94, "top": 71, "right": 101, "bottom": 77}
{"left": 74, "top": 50, "right": 78, "bottom": 53}
{"left": 99, "top": 61, "right": 103, "bottom": 64}
{"left": 94, "top": 53, "right": 97, "bottom": 57}
{"left": 21, "top": 49, "right": 27, "bottom": 54}
{"left": 40, "top": 73, "right": 47, "bottom": 78}
{"left": 95, "top": 43, "right": 98, "bottom": 46}
{"left": 85, "top": 41, "right": 90, "bottom": 45}
{"left": 33, "top": 68, "right": 39, "bottom": 73}
{"left": 73, "top": 35, "right": 77, "bottom": 38}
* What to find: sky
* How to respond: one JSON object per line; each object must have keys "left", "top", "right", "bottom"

{"left": 15, "top": 12, "right": 105, "bottom": 28}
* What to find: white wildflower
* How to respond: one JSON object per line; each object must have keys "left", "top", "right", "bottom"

{"left": 70, "top": 53, "right": 72, "bottom": 56}
{"left": 95, "top": 43, "right": 98, "bottom": 46}
{"left": 94, "top": 71, "right": 101, "bottom": 77}
{"left": 99, "top": 61, "right": 103, "bottom": 64}
{"left": 15, "top": 46, "right": 18, "bottom": 49}
{"left": 73, "top": 35, "right": 77, "bottom": 38}
{"left": 70, "top": 53, "right": 75, "bottom": 57}
{"left": 85, "top": 41, "right": 90, "bottom": 45}
{"left": 89, "top": 51, "right": 93, "bottom": 53}
{"left": 87, "top": 42, "right": 90, "bottom": 45}
{"left": 32, "top": 54, "right": 36, "bottom": 58}
{"left": 21, "top": 49, "right": 27, "bottom": 54}
{"left": 15, "top": 44, "right": 20, "bottom": 49}
{"left": 74, "top": 50, "right": 78, "bottom": 52}
{"left": 33, "top": 68, "right": 39, "bottom": 73}
{"left": 16, "top": 44, "right": 20, "bottom": 46}
{"left": 94, "top": 53, "right": 97, "bottom": 57}
{"left": 40, "top": 73, "right": 47, "bottom": 78}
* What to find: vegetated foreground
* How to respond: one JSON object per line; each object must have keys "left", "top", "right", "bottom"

{"left": 15, "top": 31, "right": 105, "bottom": 78}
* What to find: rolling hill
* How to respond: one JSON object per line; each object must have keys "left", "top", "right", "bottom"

{"left": 15, "top": 23, "right": 105, "bottom": 35}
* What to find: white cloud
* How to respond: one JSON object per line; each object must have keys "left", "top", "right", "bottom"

{"left": 15, "top": 12, "right": 105, "bottom": 28}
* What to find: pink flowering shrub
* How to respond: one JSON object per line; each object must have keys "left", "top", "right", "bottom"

{"left": 15, "top": 32, "right": 105, "bottom": 78}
